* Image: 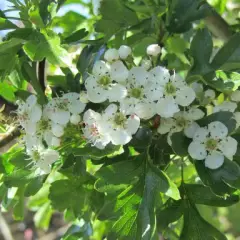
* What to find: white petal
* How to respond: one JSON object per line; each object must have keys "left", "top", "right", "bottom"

{"left": 126, "top": 114, "right": 140, "bottom": 135}
{"left": 120, "top": 98, "right": 136, "bottom": 116}
{"left": 184, "top": 122, "right": 200, "bottom": 138}
{"left": 144, "top": 82, "right": 164, "bottom": 101}
{"left": 83, "top": 109, "right": 101, "bottom": 124}
{"left": 213, "top": 101, "right": 237, "bottom": 113}
{"left": 108, "top": 84, "right": 127, "bottom": 102}
{"left": 146, "top": 44, "right": 161, "bottom": 56}
{"left": 234, "top": 112, "right": 240, "bottom": 128}
{"left": 50, "top": 110, "right": 70, "bottom": 125}
{"left": 35, "top": 160, "right": 52, "bottom": 174}
{"left": 80, "top": 91, "right": 89, "bottom": 103}
{"left": 51, "top": 137, "right": 61, "bottom": 147}
{"left": 188, "top": 141, "right": 207, "bottom": 160}
{"left": 25, "top": 121, "right": 37, "bottom": 135}
{"left": 150, "top": 66, "right": 170, "bottom": 86}
{"left": 208, "top": 121, "right": 228, "bottom": 139}
{"left": 186, "top": 108, "right": 205, "bottom": 121}
{"left": 70, "top": 114, "right": 81, "bottom": 125}
{"left": 171, "top": 74, "right": 187, "bottom": 89}
{"left": 110, "top": 129, "right": 131, "bottom": 145}
{"left": 92, "top": 60, "right": 110, "bottom": 76}
{"left": 69, "top": 101, "right": 86, "bottom": 114}
{"left": 29, "top": 105, "right": 42, "bottom": 122}
{"left": 87, "top": 87, "right": 107, "bottom": 103}
{"left": 175, "top": 87, "right": 196, "bottom": 106}
{"left": 129, "top": 67, "right": 149, "bottom": 86}
{"left": 156, "top": 97, "right": 179, "bottom": 118}
{"left": 104, "top": 48, "right": 119, "bottom": 62}
{"left": 218, "top": 136, "right": 238, "bottom": 160}
{"left": 42, "top": 149, "right": 60, "bottom": 164}
{"left": 134, "top": 102, "right": 156, "bottom": 119}
{"left": 43, "top": 131, "right": 54, "bottom": 146}
{"left": 231, "top": 90, "right": 240, "bottom": 102}
{"left": 204, "top": 89, "right": 216, "bottom": 99}
{"left": 103, "top": 104, "right": 118, "bottom": 117}
{"left": 110, "top": 60, "right": 129, "bottom": 83}
{"left": 51, "top": 123, "right": 64, "bottom": 137}
{"left": 118, "top": 45, "right": 131, "bottom": 60}
{"left": 157, "top": 118, "right": 175, "bottom": 134}
{"left": 26, "top": 95, "right": 37, "bottom": 108}
{"left": 193, "top": 127, "right": 208, "bottom": 142}
{"left": 204, "top": 151, "right": 224, "bottom": 169}
{"left": 85, "top": 76, "right": 98, "bottom": 90}
{"left": 191, "top": 82, "right": 203, "bottom": 94}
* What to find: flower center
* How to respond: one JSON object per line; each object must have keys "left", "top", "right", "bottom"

{"left": 205, "top": 138, "right": 218, "bottom": 151}
{"left": 176, "top": 117, "right": 188, "bottom": 128}
{"left": 114, "top": 112, "right": 126, "bottom": 127}
{"left": 56, "top": 100, "right": 68, "bottom": 110}
{"left": 98, "top": 76, "right": 111, "bottom": 86}
{"left": 32, "top": 150, "right": 40, "bottom": 162}
{"left": 130, "top": 88, "right": 143, "bottom": 99}
{"left": 165, "top": 82, "right": 176, "bottom": 95}
{"left": 38, "top": 119, "right": 50, "bottom": 130}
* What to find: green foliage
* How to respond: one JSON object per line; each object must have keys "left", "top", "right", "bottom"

{"left": 1, "top": 0, "right": 240, "bottom": 239}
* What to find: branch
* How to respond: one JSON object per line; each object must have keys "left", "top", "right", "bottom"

{"left": 38, "top": 58, "right": 46, "bottom": 92}
{"left": 0, "top": 126, "right": 21, "bottom": 149}
{"left": 0, "top": 212, "right": 14, "bottom": 240}
{"left": 204, "top": 4, "right": 233, "bottom": 42}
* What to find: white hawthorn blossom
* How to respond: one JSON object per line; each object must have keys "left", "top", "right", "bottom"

{"left": 213, "top": 101, "right": 237, "bottom": 113}
{"left": 154, "top": 69, "right": 196, "bottom": 118}
{"left": 118, "top": 45, "right": 132, "bottom": 60}
{"left": 85, "top": 60, "right": 127, "bottom": 103}
{"left": 120, "top": 66, "right": 158, "bottom": 119}
{"left": 28, "top": 145, "right": 60, "bottom": 173}
{"left": 147, "top": 44, "right": 161, "bottom": 56}
{"left": 17, "top": 95, "right": 42, "bottom": 135}
{"left": 45, "top": 92, "right": 86, "bottom": 125}
{"left": 231, "top": 90, "right": 240, "bottom": 102}
{"left": 104, "top": 48, "right": 119, "bottom": 62}
{"left": 204, "top": 89, "right": 216, "bottom": 100}
{"left": 101, "top": 104, "right": 140, "bottom": 145}
{"left": 188, "top": 121, "right": 238, "bottom": 169}
{"left": 83, "top": 109, "right": 111, "bottom": 149}
{"left": 158, "top": 107, "right": 204, "bottom": 144}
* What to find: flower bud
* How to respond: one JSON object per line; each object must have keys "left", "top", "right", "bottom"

{"left": 118, "top": 45, "right": 132, "bottom": 60}
{"left": 146, "top": 44, "right": 161, "bottom": 56}
{"left": 104, "top": 48, "right": 119, "bottom": 62}
{"left": 70, "top": 114, "right": 81, "bottom": 125}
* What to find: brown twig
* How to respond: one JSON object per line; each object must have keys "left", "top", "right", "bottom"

{"left": 0, "top": 126, "right": 21, "bottom": 149}
{"left": 38, "top": 58, "right": 46, "bottom": 92}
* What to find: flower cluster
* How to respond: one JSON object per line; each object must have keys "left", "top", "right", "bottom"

{"left": 17, "top": 44, "right": 239, "bottom": 173}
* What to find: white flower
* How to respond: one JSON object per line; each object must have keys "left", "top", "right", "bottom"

{"left": 70, "top": 114, "right": 81, "bottom": 125}
{"left": 147, "top": 44, "right": 161, "bottom": 56}
{"left": 204, "top": 89, "right": 216, "bottom": 100}
{"left": 158, "top": 107, "right": 204, "bottom": 144}
{"left": 213, "top": 101, "right": 237, "bottom": 113}
{"left": 118, "top": 45, "right": 132, "bottom": 60}
{"left": 104, "top": 48, "right": 119, "bottom": 62}
{"left": 188, "top": 121, "right": 238, "bottom": 169}
{"left": 83, "top": 109, "right": 111, "bottom": 149}
{"left": 231, "top": 90, "right": 240, "bottom": 102}
{"left": 101, "top": 104, "right": 140, "bottom": 145}
{"left": 17, "top": 95, "right": 42, "bottom": 135}
{"left": 85, "top": 60, "right": 127, "bottom": 103}
{"left": 92, "top": 0, "right": 103, "bottom": 15}
{"left": 154, "top": 71, "right": 196, "bottom": 118}
{"left": 51, "top": 123, "right": 64, "bottom": 137}
{"left": 192, "top": 82, "right": 203, "bottom": 95}
{"left": 120, "top": 67, "right": 157, "bottom": 119}
{"left": 141, "top": 59, "right": 152, "bottom": 70}
{"left": 27, "top": 145, "right": 60, "bottom": 173}
{"left": 45, "top": 93, "right": 86, "bottom": 124}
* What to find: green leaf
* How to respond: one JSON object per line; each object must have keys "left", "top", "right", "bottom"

{"left": 194, "top": 159, "right": 239, "bottom": 195}
{"left": 129, "top": 127, "right": 152, "bottom": 150}
{"left": 0, "top": 82, "right": 16, "bottom": 102}
{"left": 0, "top": 18, "right": 17, "bottom": 30}
{"left": 211, "top": 33, "right": 240, "bottom": 71}
{"left": 168, "top": 0, "right": 212, "bottom": 33}
{"left": 13, "top": 187, "right": 25, "bottom": 221}
{"left": 23, "top": 30, "right": 69, "bottom": 65}
{"left": 183, "top": 184, "right": 239, "bottom": 207}
{"left": 189, "top": 28, "right": 213, "bottom": 76}
{"left": 197, "top": 111, "right": 236, "bottom": 133}
{"left": 24, "top": 175, "right": 46, "bottom": 197}
{"left": 171, "top": 131, "right": 190, "bottom": 156}
{"left": 180, "top": 200, "right": 227, "bottom": 240}
{"left": 64, "top": 28, "right": 88, "bottom": 44}
{"left": 95, "top": 0, "right": 139, "bottom": 39}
